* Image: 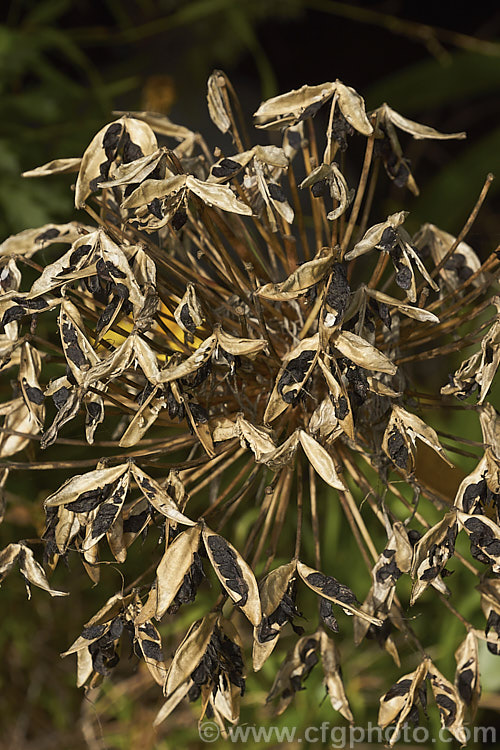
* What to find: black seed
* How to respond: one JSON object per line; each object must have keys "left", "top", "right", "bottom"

{"left": 465, "top": 517, "right": 492, "bottom": 540}
{"left": 86, "top": 401, "right": 102, "bottom": 420}
{"left": 188, "top": 402, "right": 208, "bottom": 424}
{"left": 103, "top": 123, "right": 122, "bottom": 157}
{"left": 61, "top": 322, "right": 78, "bottom": 346}
{"left": 435, "top": 693, "right": 456, "bottom": 726}
{"left": 25, "top": 385, "right": 44, "bottom": 405}
{"left": 52, "top": 386, "right": 70, "bottom": 410}
{"left": 420, "top": 565, "right": 439, "bottom": 581}
{"left": 122, "top": 133, "right": 143, "bottom": 163}
{"left": 35, "top": 228, "right": 60, "bottom": 243}
{"left": 388, "top": 428, "right": 409, "bottom": 469}
{"left": 67, "top": 488, "right": 102, "bottom": 513}
{"left": 384, "top": 678, "right": 412, "bottom": 701}
{"left": 2, "top": 305, "right": 25, "bottom": 326}
{"left": 69, "top": 244, "right": 92, "bottom": 266}
{"left": 113, "top": 283, "right": 129, "bottom": 299}
{"left": 377, "top": 227, "right": 398, "bottom": 252}
{"left": 300, "top": 99, "right": 324, "bottom": 122}
{"left": 331, "top": 112, "right": 353, "bottom": 151}
{"left": 268, "top": 183, "right": 286, "bottom": 202}
{"left": 91, "top": 503, "right": 119, "bottom": 537}
{"left": 325, "top": 263, "right": 350, "bottom": 324}
{"left": 207, "top": 535, "right": 236, "bottom": 559}
{"left": 319, "top": 598, "right": 339, "bottom": 632}
{"left": 277, "top": 350, "right": 315, "bottom": 403}
{"left": 395, "top": 265, "right": 412, "bottom": 291}
{"left": 141, "top": 639, "right": 163, "bottom": 662}
{"left": 105, "top": 262, "right": 127, "bottom": 279}
{"left": 81, "top": 624, "right": 107, "bottom": 640}
{"left": 172, "top": 208, "right": 187, "bottom": 231}
{"left": 66, "top": 344, "right": 86, "bottom": 367}
{"left": 311, "top": 179, "right": 329, "bottom": 197}
{"left": 14, "top": 296, "right": 49, "bottom": 311}
{"left": 376, "top": 558, "right": 401, "bottom": 583}
{"left": 335, "top": 396, "right": 349, "bottom": 421}
{"left": 457, "top": 668, "right": 474, "bottom": 705}
{"left": 148, "top": 198, "right": 163, "bottom": 219}
{"left": 212, "top": 158, "right": 240, "bottom": 178}
{"left": 180, "top": 304, "right": 196, "bottom": 333}
{"left": 123, "top": 509, "right": 149, "bottom": 534}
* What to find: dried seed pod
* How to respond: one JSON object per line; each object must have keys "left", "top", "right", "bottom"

{"left": 454, "top": 631, "right": 480, "bottom": 719}
{"left": 410, "top": 511, "right": 458, "bottom": 604}
{"left": 133, "top": 619, "right": 166, "bottom": 686}
{"left": 256, "top": 247, "right": 334, "bottom": 301}
{"left": 457, "top": 510, "right": 500, "bottom": 572}
{"left": 378, "top": 659, "right": 429, "bottom": 744}
{"left": 264, "top": 334, "right": 319, "bottom": 423}
{"left": 297, "top": 561, "right": 381, "bottom": 625}
{"left": 298, "top": 430, "right": 346, "bottom": 490}
{"left": 319, "top": 630, "right": 353, "bottom": 722}
{"left": 344, "top": 211, "right": 408, "bottom": 261}
{"left": 142, "top": 524, "right": 202, "bottom": 620}
{"left": 428, "top": 661, "right": 468, "bottom": 745}
{"left": 207, "top": 71, "right": 231, "bottom": 133}
{"left": 254, "top": 82, "right": 336, "bottom": 130}
{"left": 0, "top": 542, "right": 68, "bottom": 598}
{"left": 131, "top": 464, "right": 194, "bottom": 525}
{"left": 266, "top": 633, "right": 321, "bottom": 714}
{"left": 164, "top": 611, "right": 219, "bottom": 696}
{"left": 253, "top": 561, "right": 301, "bottom": 671}
{"left": 202, "top": 524, "right": 261, "bottom": 626}
{"left": 75, "top": 116, "right": 157, "bottom": 208}
{"left": 174, "top": 284, "right": 204, "bottom": 334}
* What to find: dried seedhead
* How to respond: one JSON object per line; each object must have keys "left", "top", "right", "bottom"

{"left": 1, "top": 73, "right": 499, "bottom": 744}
